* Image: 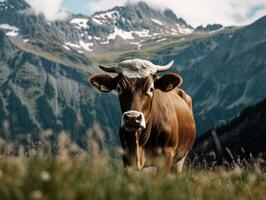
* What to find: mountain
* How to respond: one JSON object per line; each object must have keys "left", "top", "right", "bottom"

{"left": 68, "top": 1, "right": 193, "bottom": 52}
{"left": 194, "top": 24, "right": 223, "bottom": 33}
{"left": 1, "top": 0, "right": 194, "bottom": 54}
{"left": 0, "top": 0, "right": 266, "bottom": 146}
{"left": 75, "top": 2, "right": 193, "bottom": 52}
{"left": 191, "top": 97, "right": 266, "bottom": 163}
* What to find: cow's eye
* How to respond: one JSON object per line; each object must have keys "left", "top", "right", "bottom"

{"left": 117, "top": 85, "right": 122, "bottom": 95}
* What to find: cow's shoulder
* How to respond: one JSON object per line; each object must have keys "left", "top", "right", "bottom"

{"left": 175, "top": 88, "right": 192, "bottom": 110}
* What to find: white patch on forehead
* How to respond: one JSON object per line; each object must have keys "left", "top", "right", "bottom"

{"left": 116, "top": 59, "right": 157, "bottom": 78}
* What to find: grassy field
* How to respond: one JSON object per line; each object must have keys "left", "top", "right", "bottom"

{"left": 0, "top": 133, "right": 265, "bottom": 200}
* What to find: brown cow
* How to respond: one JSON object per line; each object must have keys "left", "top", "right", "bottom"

{"left": 90, "top": 59, "right": 196, "bottom": 173}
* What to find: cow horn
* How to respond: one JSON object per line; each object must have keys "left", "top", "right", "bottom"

{"left": 99, "top": 65, "right": 116, "bottom": 73}
{"left": 155, "top": 60, "right": 174, "bottom": 72}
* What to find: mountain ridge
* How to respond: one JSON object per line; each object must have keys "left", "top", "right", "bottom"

{"left": 1, "top": 0, "right": 197, "bottom": 53}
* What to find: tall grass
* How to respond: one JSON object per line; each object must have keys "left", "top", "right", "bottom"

{"left": 0, "top": 125, "right": 265, "bottom": 200}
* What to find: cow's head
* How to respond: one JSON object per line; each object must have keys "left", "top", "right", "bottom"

{"left": 90, "top": 59, "right": 182, "bottom": 132}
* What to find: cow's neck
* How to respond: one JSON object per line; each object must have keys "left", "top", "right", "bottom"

{"left": 138, "top": 122, "right": 152, "bottom": 146}
{"left": 141, "top": 91, "right": 171, "bottom": 143}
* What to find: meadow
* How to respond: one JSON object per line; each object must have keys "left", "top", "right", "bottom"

{"left": 0, "top": 130, "right": 265, "bottom": 200}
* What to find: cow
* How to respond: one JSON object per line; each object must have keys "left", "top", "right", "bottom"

{"left": 90, "top": 59, "right": 196, "bottom": 173}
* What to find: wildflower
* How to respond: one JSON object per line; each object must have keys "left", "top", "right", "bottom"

{"left": 30, "top": 190, "right": 43, "bottom": 199}
{"left": 40, "top": 171, "right": 51, "bottom": 182}
{"left": 248, "top": 174, "right": 257, "bottom": 184}
{"left": 231, "top": 165, "right": 242, "bottom": 177}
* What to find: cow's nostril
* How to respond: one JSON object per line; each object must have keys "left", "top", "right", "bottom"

{"left": 135, "top": 115, "right": 142, "bottom": 123}
{"left": 124, "top": 114, "right": 130, "bottom": 121}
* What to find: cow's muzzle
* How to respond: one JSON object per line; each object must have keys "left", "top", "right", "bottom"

{"left": 121, "top": 110, "right": 146, "bottom": 132}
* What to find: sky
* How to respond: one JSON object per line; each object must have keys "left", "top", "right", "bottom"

{"left": 25, "top": 0, "right": 266, "bottom": 27}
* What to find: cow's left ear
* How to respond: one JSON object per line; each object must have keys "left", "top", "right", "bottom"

{"left": 90, "top": 74, "right": 117, "bottom": 92}
{"left": 154, "top": 73, "right": 183, "bottom": 92}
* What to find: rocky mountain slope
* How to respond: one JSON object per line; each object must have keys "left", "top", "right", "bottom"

{"left": 0, "top": 29, "right": 120, "bottom": 145}
{"left": 0, "top": 0, "right": 266, "bottom": 146}
{"left": 192, "top": 97, "right": 266, "bottom": 163}
{"left": 0, "top": 0, "right": 120, "bottom": 145}
{"left": 194, "top": 24, "right": 223, "bottom": 33}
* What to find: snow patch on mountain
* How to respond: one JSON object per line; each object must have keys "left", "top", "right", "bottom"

{"left": 176, "top": 24, "right": 193, "bottom": 34}
{"left": 100, "top": 40, "right": 109, "bottom": 45}
{"left": 92, "top": 17, "right": 104, "bottom": 25}
{"left": 65, "top": 42, "right": 80, "bottom": 49}
{"left": 6, "top": 31, "right": 18, "bottom": 37}
{"left": 94, "top": 10, "right": 120, "bottom": 22}
{"left": 91, "top": 10, "right": 121, "bottom": 26}
{"left": 107, "top": 27, "right": 134, "bottom": 40}
{"left": 0, "top": 0, "right": 7, "bottom": 8}
{"left": 0, "top": 24, "right": 19, "bottom": 37}
{"left": 105, "top": 28, "right": 153, "bottom": 42}
{"left": 209, "top": 27, "right": 224, "bottom": 33}
{"left": 70, "top": 18, "right": 89, "bottom": 29}
{"left": 79, "top": 40, "right": 93, "bottom": 51}
{"left": 156, "top": 38, "right": 167, "bottom": 43}
{"left": 94, "top": 36, "right": 101, "bottom": 40}
{"left": 151, "top": 18, "right": 164, "bottom": 26}
{"left": 0, "top": 24, "right": 19, "bottom": 31}
{"left": 64, "top": 40, "right": 93, "bottom": 52}
{"left": 63, "top": 45, "right": 71, "bottom": 51}
{"left": 130, "top": 41, "right": 142, "bottom": 49}
{"left": 134, "top": 29, "right": 151, "bottom": 37}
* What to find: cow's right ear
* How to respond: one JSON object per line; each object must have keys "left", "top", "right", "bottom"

{"left": 90, "top": 74, "right": 117, "bottom": 92}
{"left": 154, "top": 73, "right": 183, "bottom": 92}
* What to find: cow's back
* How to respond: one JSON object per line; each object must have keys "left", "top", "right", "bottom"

{"left": 176, "top": 88, "right": 193, "bottom": 111}
{"left": 152, "top": 88, "right": 196, "bottom": 160}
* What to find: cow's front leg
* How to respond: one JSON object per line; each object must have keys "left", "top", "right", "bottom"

{"left": 162, "top": 148, "right": 174, "bottom": 174}
{"left": 121, "top": 146, "right": 145, "bottom": 171}
{"left": 176, "top": 152, "right": 188, "bottom": 173}
{"left": 120, "top": 129, "right": 146, "bottom": 171}
{"left": 120, "top": 129, "right": 136, "bottom": 170}
{"left": 122, "top": 148, "right": 131, "bottom": 168}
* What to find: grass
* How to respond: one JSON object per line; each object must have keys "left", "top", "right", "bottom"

{"left": 0, "top": 131, "right": 265, "bottom": 200}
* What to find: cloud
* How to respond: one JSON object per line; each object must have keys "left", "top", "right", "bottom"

{"left": 25, "top": 0, "right": 69, "bottom": 21}
{"left": 87, "top": 0, "right": 266, "bottom": 26}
